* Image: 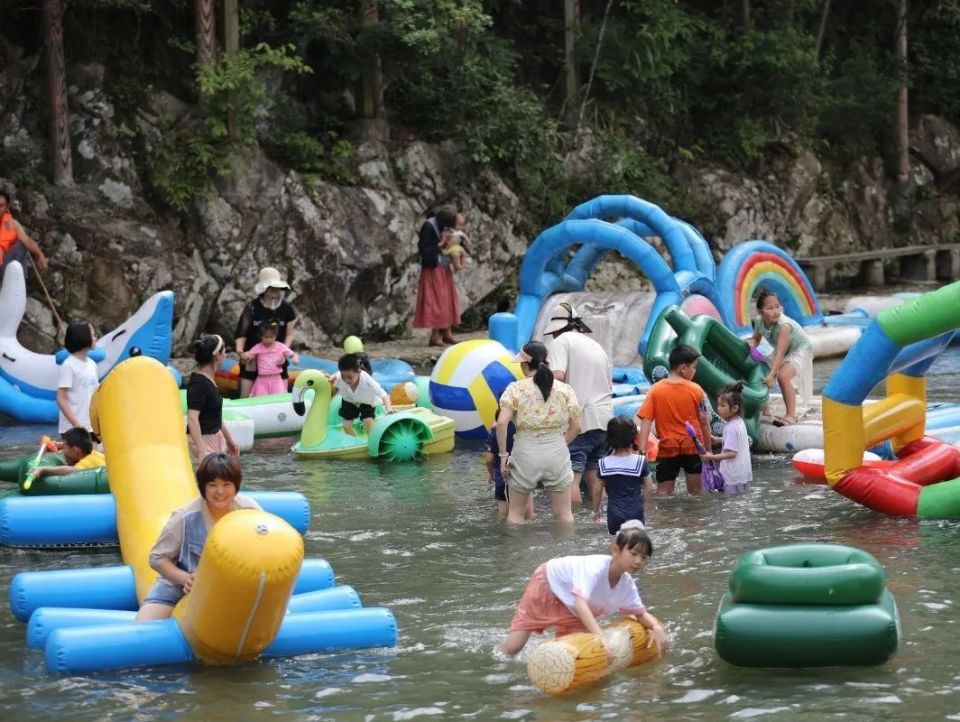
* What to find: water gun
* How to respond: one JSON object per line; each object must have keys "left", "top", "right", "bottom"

{"left": 23, "top": 435, "right": 55, "bottom": 491}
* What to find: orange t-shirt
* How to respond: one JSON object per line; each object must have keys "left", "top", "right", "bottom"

{"left": 0, "top": 213, "right": 17, "bottom": 254}
{"left": 637, "top": 378, "right": 708, "bottom": 457}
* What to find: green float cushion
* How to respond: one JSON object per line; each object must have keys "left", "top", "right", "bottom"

{"left": 730, "top": 544, "right": 886, "bottom": 606}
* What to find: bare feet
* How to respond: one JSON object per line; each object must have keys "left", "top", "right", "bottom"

{"left": 429, "top": 332, "right": 444, "bottom": 347}
{"left": 442, "top": 333, "right": 459, "bottom": 344}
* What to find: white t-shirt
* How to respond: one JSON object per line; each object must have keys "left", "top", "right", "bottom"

{"left": 720, "top": 416, "right": 752, "bottom": 487}
{"left": 57, "top": 354, "right": 99, "bottom": 433}
{"left": 549, "top": 332, "right": 613, "bottom": 433}
{"left": 332, "top": 370, "right": 387, "bottom": 407}
{"left": 546, "top": 555, "right": 647, "bottom": 617}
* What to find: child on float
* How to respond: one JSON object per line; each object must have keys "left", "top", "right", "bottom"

{"left": 241, "top": 319, "right": 299, "bottom": 396}
{"left": 57, "top": 321, "right": 99, "bottom": 437}
{"left": 502, "top": 521, "right": 667, "bottom": 659}
{"left": 593, "top": 416, "right": 653, "bottom": 535}
{"left": 636, "top": 344, "right": 712, "bottom": 497}
{"left": 484, "top": 406, "right": 533, "bottom": 518}
{"left": 328, "top": 353, "right": 394, "bottom": 436}
{"left": 187, "top": 334, "right": 240, "bottom": 464}
{"left": 700, "top": 382, "right": 752, "bottom": 494}
{"left": 750, "top": 288, "right": 813, "bottom": 426}
{"left": 31, "top": 427, "right": 105, "bottom": 479}
{"left": 135, "top": 453, "right": 261, "bottom": 621}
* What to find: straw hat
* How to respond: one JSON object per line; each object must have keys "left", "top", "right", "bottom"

{"left": 254, "top": 267, "right": 291, "bottom": 295}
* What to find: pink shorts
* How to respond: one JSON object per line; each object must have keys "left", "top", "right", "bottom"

{"left": 509, "top": 563, "right": 587, "bottom": 636}
{"left": 250, "top": 374, "right": 287, "bottom": 396}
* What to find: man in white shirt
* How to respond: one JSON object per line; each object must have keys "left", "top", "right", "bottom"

{"left": 545, "top": 303, "right": 614, "bottom": 508}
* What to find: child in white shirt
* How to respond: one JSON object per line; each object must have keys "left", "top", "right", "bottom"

{"left": 57, "top": 322, "right": 99, "bottom": 435}
{"left": 328, "top": 353, "right": 393, "bottom": 436}
{"left": 502, "top": 521, "right": 667, "bottom": 659}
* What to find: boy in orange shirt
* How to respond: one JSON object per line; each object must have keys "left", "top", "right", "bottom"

{"left": 636, "top": 344, "right": 712, "bottom": 496}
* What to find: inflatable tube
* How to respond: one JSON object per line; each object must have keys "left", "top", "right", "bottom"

{"left": 46, "top": 619, "right": 194, "bottom": 674}
{"left": 215, "top": 355, "right": 415, "bottom": 396}
{"left": 262, "top": 607, "right": 399, "bottom": 657}
{"left": 10, "top": 557, "right": 336, "bottom": 623}
{"left": 0, "top": 490, "right": 310, "bottom": 547}
{"left": 791, "top": 448, "right": 884, "bottom": 479}
{"left": 27, "top": 585, "right": 363, "bottom": 648}
{"left": 526, "top": 619, "right": 659, "bottom": 695}
{"left": 0, "top": 261, "right": 175, "bottom": 423}
{"left": 182, "top": 389, "right": 313, "bottom": 439}
{"left": 805, "top": 325, "right": 862, "bottom": 359}
{"left": 714, "top": 589, "right": 900, "bottom": 668}
{"left": 714, "top": 544, "right": 899, "bottom": 668}
{"left": 823, "top": 282, "right": 960, "bottom": 517}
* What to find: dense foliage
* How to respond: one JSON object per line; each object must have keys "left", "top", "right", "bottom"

{"left": 4, "top": 0, "right": 959, "bottom": 223}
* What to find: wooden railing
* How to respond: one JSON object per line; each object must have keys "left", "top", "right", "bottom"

{"left": 796, "top": 244, "right": 960, "bottom": 290}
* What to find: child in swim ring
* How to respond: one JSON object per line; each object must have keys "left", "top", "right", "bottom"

{"left": 502, "top": 521, "right": 667, "bottom": 659}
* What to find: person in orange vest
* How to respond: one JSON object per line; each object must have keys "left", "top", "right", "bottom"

{"left": 0, "top": 191, "right": 48, "bottom": 272}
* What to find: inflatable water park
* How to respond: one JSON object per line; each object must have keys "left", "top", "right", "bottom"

{"left": 2, "top": 192, "right": 959, "bottom": 698}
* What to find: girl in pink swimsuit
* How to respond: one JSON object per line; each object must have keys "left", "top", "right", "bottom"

{"left": 242, "top": 321, "right": 299, "bottom": 396}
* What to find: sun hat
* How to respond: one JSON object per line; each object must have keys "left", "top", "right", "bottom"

{"left": 542, "top": 302, "right": 592, "bottom": 335}
{"left": 255, "top": 267, "right": 291, "bottom": 295}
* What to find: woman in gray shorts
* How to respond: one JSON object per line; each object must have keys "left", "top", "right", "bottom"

{"left": 494, "top": 341, "right": 582, "bottom": 524}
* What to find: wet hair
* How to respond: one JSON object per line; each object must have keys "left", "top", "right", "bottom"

{"left": 193, "top": 334, "right": 224, "bottom": 365}
{"left": 718, "top": 381, "right": 744, "bottom": 416}
{"left": 64, "top": 322, "right": 94, "bottom": 353}
{"left": 62, "top": 427, "right": 93, "bottom": 455}
{"left": 606, "top": 415, "right": 638, "bottom": 451}
{"left": 615, "top": 523, "right": 654, "bottom": 556}
{"left": 668, "top": 343, "right": 700, "bottom": 370}
{"left": 260, "top": 319, "right": 280, "bottom": 337}
{"left": 435, "top": 207, "right": 457, "bottom": 232}
{"left": 755, "top": 287, "right": 780, "bottom": 311}
{"left": 338, "top": 353, "right": 363, "bottom": 373}
{"left": 196, "top": 452, "right": 243, "bottom": 498}
{"left": 521, "top": 341, "right": 554, "bottom": 401}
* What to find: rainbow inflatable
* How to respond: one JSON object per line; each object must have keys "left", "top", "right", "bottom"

{"left": 823, "top": 282, "right": 960, "bottom": 518}
{"left": 488, "top": 195, "right": 865, "bottom": 360}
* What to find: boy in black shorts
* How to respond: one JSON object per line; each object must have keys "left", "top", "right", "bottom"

{"left": 328, "top": 354, "right": 393, "bottom": 436}
{"left": 635, "top": 344, "right": 712, "bottom": 496}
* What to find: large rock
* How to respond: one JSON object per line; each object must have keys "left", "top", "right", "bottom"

{"left": 912, "top": 115, "right": 960, "bottom": 176}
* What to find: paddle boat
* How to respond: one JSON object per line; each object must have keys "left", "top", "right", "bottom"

{"left": 291, "top": 370, "right": 454, "bottom": 461}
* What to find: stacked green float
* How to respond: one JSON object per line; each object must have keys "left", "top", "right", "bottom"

{"left": 643, "top": 305, "right": 768, "bottom": 441}
{"left": 714, "top": 544, "right": 900, "bottom": 667}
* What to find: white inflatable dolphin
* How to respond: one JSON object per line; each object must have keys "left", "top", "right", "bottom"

{"left": 0, "top": 261, "right": 175, "bottom": 424}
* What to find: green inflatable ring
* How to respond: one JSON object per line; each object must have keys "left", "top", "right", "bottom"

{"left": 714, "top": 543, "right": 900, "bottom": 668}
{"left": 730, "top": 544, "right": 886, "bottom": 606}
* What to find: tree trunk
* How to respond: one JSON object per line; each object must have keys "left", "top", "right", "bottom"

{"left": 564, "top": 0, "right": 580, "bottom": 124}
{"left": 896, "top": 0, "right": 910, "bottom": 185}
{"left": 43, "top": 0, "right": 73, "bottom": 187}
{"left": 195, "top": 0, "right": 215, "bottom": 65}
{"left": 224, "top": 0, "right": 239, "bottom": 140}
{"left": 357, "top": 0, "right": 387, "bottom": 141}
{"left": 742, "top": 0, "right": 752, "bottom": 32}
{"left": 814, "top": 0, "right": 832, "bottom": 61}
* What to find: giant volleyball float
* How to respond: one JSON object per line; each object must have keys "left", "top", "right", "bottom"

{"left": 7, "top": 357, "right": 397, "bottom": 672}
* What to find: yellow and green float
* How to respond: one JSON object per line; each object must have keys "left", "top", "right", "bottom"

{"left": 291, "top": 370, "right": 454, "bottom": 461}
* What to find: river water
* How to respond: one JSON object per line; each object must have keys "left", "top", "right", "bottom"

{"left": 2, "top": 353, "right": 960, "bottom": 721}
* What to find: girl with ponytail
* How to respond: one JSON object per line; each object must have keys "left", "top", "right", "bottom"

{"left": 494, "top": 341, "right": 582, "bottom": 524}
{"left": 186, "top": 334, "right": 239, "bottom": 465}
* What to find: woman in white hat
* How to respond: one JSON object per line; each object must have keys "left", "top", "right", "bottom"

{"left": 234, "top": 267, "right": 298, "bottom": 398}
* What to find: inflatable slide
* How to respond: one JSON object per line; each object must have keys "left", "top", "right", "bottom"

{"left": 489, "top": 195, "right": 872, "bottom": 365}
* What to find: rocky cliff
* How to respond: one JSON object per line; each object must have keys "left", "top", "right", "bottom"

{"left": 3, "top": 55, "right": 959, "bottom": 355}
